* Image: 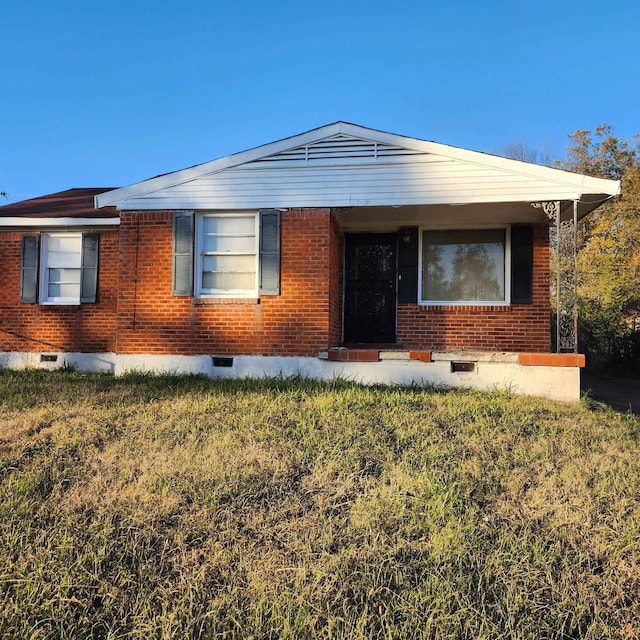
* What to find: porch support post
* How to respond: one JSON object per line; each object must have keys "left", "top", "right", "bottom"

{"left": 555, "top": 201, "right": 562, "bottom": 351}
{"left": 557, "top": 201, "right": 579, "bottom": 353}
{"left": 531, "top": 200, "right": 578, "bottom": 353}
{"left": 573, "top": 200, "right": 579, "bottom": 353}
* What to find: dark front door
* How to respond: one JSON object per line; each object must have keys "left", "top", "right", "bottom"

{"left": 344, "top": 233, "right": 397, "bottom": 343}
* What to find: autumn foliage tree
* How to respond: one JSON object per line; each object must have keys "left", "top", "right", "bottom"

{"left": 558, "top": 125, "right": 640, "bottom": 369}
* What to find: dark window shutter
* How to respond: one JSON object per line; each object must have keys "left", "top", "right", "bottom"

{"left": 80, "top": 233, "right": 99, "bottom": 303}
{"left": 20, "top": 235, "right": 39, "bottom": 303}
{"left": 511, "top": 226, "right": 533, "bottom": 304}
{"left": 259, "top": 210, "right": 281, "bottom": 295}
{"left": 397, "top": 227, "right": 419, "bottom": 303}
{"left": 172, "top": 213, "right": 194, "bottom": 296}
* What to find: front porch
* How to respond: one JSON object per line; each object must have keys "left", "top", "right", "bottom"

{"left": 321, "top": 347, "right": 585, "bottom": 368}
{"left": 322, "top": 196, "right": 591, "bottom": 402}
{"left": 318, "top": 347, "right": 584, "bottom": 402}
{"left": 332, "top": 204, "right": 553, "bottom": 353}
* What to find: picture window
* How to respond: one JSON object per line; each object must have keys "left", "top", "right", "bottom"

{"left": 420, "top": 228, "right": 509, "bottom": 305}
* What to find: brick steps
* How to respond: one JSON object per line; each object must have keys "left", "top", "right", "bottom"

{"left": 323, "top": 348, "right": 585, "bottom": 368}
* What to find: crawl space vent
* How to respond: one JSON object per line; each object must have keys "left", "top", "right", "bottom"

{"left": 212, "top": 356, "right": 234, "bottom": 368}
{"left": 451, "top": 361, "right": 475, "bottom": 373}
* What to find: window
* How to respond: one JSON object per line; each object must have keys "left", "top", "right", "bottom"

{"left": 195, "top": 214, "right": 259, "bottom": 297}
{"left": 172, "top": 210, "right": 281, "bottom": 298}
{"left": 20, "top": 232, "right": 99, "bottom": 305}
{"left": 40, "top": 233, "right": 83, "bottom": 303}
{"left": 420, "top": 228, "right": 509, "bottom": 304}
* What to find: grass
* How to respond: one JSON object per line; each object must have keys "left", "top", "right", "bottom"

{"left": 0, "top": 370, "right": 639, "bottom": 639}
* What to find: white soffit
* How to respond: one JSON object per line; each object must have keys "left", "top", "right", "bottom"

{"left": 95, "top": 122, "right": 621, "bottom": 210}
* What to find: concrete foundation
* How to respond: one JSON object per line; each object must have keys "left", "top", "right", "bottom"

{"left": 0, "top": 350, "right": 582, "bottom": 402}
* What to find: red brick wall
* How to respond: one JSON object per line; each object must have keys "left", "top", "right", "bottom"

{"left": 397, "top": 224, "right": 551, "bottom": 352}
{"left": 0, "top": 229, "right": 119, "bottom": 353}
{"left": 116, "top": 208, "right": 335, "bottom": 357}
{"left": 0, "top": 218, "right": 551, "bottom": 359}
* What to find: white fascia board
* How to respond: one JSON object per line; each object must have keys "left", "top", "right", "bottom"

{"left": 338, "top": 123, "right": 622, "bottom": 197}
{"left": 95, "top": 121, "right": 621, "bottom": 209}
{"left": 0, "top": 217, "right": 120, "bottom": 227}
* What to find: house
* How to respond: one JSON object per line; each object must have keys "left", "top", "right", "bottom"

{"left": 0, "top": 122, "right": 621, "bottom": 401}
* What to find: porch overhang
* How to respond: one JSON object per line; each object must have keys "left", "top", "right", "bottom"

{"left": 334, "top": 198, "right": 614, "bottom": 233}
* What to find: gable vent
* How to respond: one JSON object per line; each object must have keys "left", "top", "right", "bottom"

{"left": 249, "top": 134, "right": 427, "bottom": 165}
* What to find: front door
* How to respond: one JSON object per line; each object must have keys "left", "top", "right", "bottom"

{"left": 343, "top": 233, "right": 397, "bottom": 343}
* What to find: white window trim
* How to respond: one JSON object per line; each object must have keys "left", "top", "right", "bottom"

{"left": 194, "top": 212, "right": 260, "bottom": 298}
{"left": 418, "top": 224, "right": 512, "bottom": 306}
{"left": 39, "top": 232, "right": 83, "bottom": 305}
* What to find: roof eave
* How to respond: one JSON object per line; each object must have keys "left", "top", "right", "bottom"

{"left": 0, "top": 217, "right": 120, "bottom": 228}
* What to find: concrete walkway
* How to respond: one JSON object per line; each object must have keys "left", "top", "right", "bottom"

{"left": 581, "top": 372, "right": 640, "bottom": 416}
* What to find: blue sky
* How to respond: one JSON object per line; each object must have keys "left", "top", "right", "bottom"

{"left": 1, "top": 0, "right": 638, "bottom": 204}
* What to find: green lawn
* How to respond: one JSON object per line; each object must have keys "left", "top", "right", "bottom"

{"left": 0, "top": 371, "right": 638, "bottom": 639}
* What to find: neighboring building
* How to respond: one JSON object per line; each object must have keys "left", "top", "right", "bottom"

{"left": 0, "top": 123, "right": 621, "bottom": 400}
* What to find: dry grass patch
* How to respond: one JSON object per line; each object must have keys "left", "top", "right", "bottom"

{"left": 0, "top": 370, "right": 639, "bottom": 639}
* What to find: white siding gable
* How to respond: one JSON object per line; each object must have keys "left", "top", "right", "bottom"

{"left": 96, "top": 122, "right": 620, "bottom": 211}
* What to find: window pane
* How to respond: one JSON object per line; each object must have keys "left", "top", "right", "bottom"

{"left": 422, "top": 230, "right": 505, "bottom": 301}
{"left": 202, "top": 272, "right": 256, "bottom": 291}
{"left": 202, "top": 234, "right": 255, "bottom": 253}
{"left": 47, "top": 250, "right": 82, "bottom": 269}
{"left": 47, "top": 235, "right": 82, "bottom": 254}
{"left": 203, "top": 255, "right": 256, "bottom": 273}
{"left": 202, "top": 216, "right": 255, "bottom": 234}
{"left": 48, "top": 268, "right": 81, "bottom": 285}
{"left": 48, "top": 282, "right": 81, "bottom": 299}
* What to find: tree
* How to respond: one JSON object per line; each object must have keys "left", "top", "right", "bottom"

{"left": 558, "top": 125, "right": 640, "bottom": 369}
{"left": 451, "top": 244, "right": 502, "bottom": 300}
{"left": 500, "top": 140, "right": 555, "bottom": 167}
